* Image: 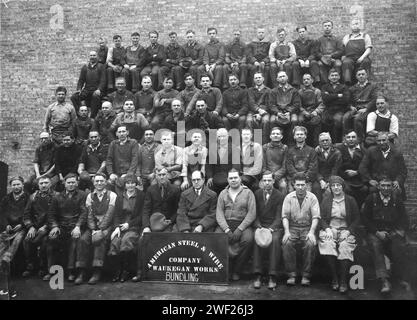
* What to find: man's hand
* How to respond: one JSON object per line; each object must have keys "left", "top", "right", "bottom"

{"left": 206, "top": 178, "right": 213, "bottom": 188}
{"left": 212, "top": 111, "right": 219, "bottom": 116}
{"left": 194, "top": 225, "right": 203, "bottom": 233}
{"left": 305, "top": 60, "right": 310, "bottom": 68}
{"left": 226, "top": 113, "right": 234, "bottom": 120}
{"left": 345, "top": 170, "right": 358, "bottom": 177}
{"left": 71, "top": 226, "right": 81, "bottom": 239}
{"left": 306, "top": 232, "right": 316, "bottom": 245}
{"left": 205, "top": 65, "right": 210, "bottom": 72}
{"left": 358, "top": 108, "right": 367, "bottom": 114}
{"left": 12, "top": 224, "right": 22, "bottom": 233}
{"left": 324, "top": 228, "right": 333, "bottom": 241}
{"left": 49, "top": 227, "right": 60, "bottom": 239}
{"left": 232, "top": 229, "right": 242, "bottom": 242}
{"left": 282, "top": 231, "right": 291, "bottom": 244}
{"left": 111, "top": 227, "right": 120, "bottom": 240}
{"left": 109, "top": 174, "right": 118, "bottom": 183}
{"left": 227, "top": 231, "right": 234, "bottom": 241}
{"left": 339, "top": 229, "right": 350, "bottom": 241}
{"left": 181, "top": 180, "right": 189, "bottom": 191}
{"left": 93, "top": 89, "right": 101, "bottom": 96}
{"left": 27, "top": 227, "right": 36, "bottom": 239}
{"left": 254, "top": 61, "right": 260, "bottom": 68}
{"left": 142, "top": 227, "right": 151, "bottom": 236}
{"left": 254, "top": 114, "right": 261, "bottom": 122}
{"left": 120, "top": 223, "right": 129, "bottom": 232}
{"left": 319, "top": 180, "right": 328, "bottom": 190}
{"left": 357, "top": 57, "right": 364, "bottom": 64}
{"left": 376, "top": 231, "right": 388, "bottom": 241}
{"left": 38, "top": 225, "right": 47, "bottom": 234}
{"left": 369, "top": 180, "right": 379, "bottom": 188}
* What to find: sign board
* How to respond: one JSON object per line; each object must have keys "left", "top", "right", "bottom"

{"left": 141, "top": 232, "right": 229, "bottom": 285}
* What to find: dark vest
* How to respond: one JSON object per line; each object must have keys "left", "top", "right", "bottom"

{"left": 375, "top": 113, "right": 392, "bottom": 132}
{"left": 345, "top": 37, "right": 366, "bottom": 60}
{"left": 91, "top": 191, "right": 111, "bottom": 225}
{"left": 274, "top": 44, "right": 290, "bottom": 60}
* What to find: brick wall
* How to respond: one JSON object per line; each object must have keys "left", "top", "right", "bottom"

{"left": 1, "top": 0, "right": 416, "bottom": 218}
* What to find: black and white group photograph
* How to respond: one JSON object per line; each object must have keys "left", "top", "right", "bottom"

{"left": 0, "top": 0, "right": 416, "bottom": 305}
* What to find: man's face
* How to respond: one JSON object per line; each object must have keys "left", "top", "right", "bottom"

{"left": 379, "top": 180, "right": 393, "bottom": 197}
{"left": 156, "top": 169, "right": 169, "bottom": 185}
{"left": 228, "top": 75, "right": 239, "bottom": 88}
{"left": 233, "top": 31, "right": 241, "bottom": 42}
{"left": 277, "top": 31, "right": 286, "bottom": 42}
{"left": 303, "top": 74, "right": 313, "bottom": 87}
{"left": 241, "top": 130, "right": 252, "bottom": 143}
{"left": 56, "top": 91, "right": 66, "bottom": 103}
{"left": 298, "top": 28, "right": 306, "bottom": 40}
{"left": 89, "top": 51, "right": 98, "bottom": 64}
{"left": 163, "top": 79, "right": 174, "bottom": 90}
{"left": 131, "top": 35, "right": 140, "bottom": 46}
{"left": 200, "top": 77, "right": 211, "bottom": 89}
{"left": 171, "top": 100, "right": 182, "bottom": 114}
{"left": 117, "top": 127, "right": 128, "bottom": 140}
{"left": 141, "top": 77, "right": 152, "bottom": 90}
{"left": 356, "top": 70, "right": 368, "bottom": 84}
{"left": 161, "top": 134, "right": 173, "bottom": 147}
{"left": 79, "top": 106, "right": 88, "bottom": 117}
{"left": 39, "top": 133, "right": 50, "bottom": 146}
{"left": 192, "top": 133, "right": 202, "bottom": 145}
{"left": 144, "top": 130, "right": 155, "bottom": 144}
{"left": 125, "top": 181, "right": 137, "bottom": 192}
{"left": 323, "top": 22, "right": 333, "bottom": 34}
{"left": 149, "top": 33, "right": 158, "bottom": 44}
{"left": 319, "top": 136, "right": 331, "bottom": 149}
{"left": 329, "top": 72, "right": 340, "bottom": 84}
{"left": 277, "top": 72, "right": 288, "bottom": 85}
{"left": 208, "top": 30, "right": 217, "bottom": 41}
{"left": 191, "top": 171, "right": 204, "bottom": 190}
{"left": 294, "top": 130, "right": 306, "bottom": 143}
{"left": 116, "top": 79, "right": 126, "bottom": 92}
{"left": 254, "top": 73, "right": 264, "bottom": 86}
{"left": 345, "top": 132, "right": 358, "bottom": 147}
{"left": 377, "top": 134, "right": 389, "bottom": 151}
{"left": 93, "top": 176, "right": 106, "bottom": 192}
{"left": 270, "top": 129, "right": 283, "bottom": 142}
{"left": 123, "top": 100, "right": 135, "bottom": 113}
{"left": 101, "top": 102, "right": 112, "bottom": 115}
{"left": 64, "top": 177, "right": 78, "bottom": 192}
{"left": 98, "top": 38, "right": 105, "bottom": 48}
{"left": 262, "top": 174, "right": 274, "bottom": 190}
{"left": 89, "top": 132, "right": 100, "bottom": 146}
{"left": 351, "top": 20, "right": 361, "bottom": 33}
{"left": 113, "top": 37, "right": 122, "bottom": 47}
{"left": 257, "top": 29, "right": 265, "bottom": 41}
{"left": 227, "top": 172, "right": 241, "bottom": 189}
{"left": 169, "top": 33, "right": 177, "bottom": 44}
{"left": 330, "top": 183, "right": 343, "bottom": 196}
{"left": 38, "top": 178, "right": 51, "bottom": 193}
{"left": 11, "top": 180, "right": 23, "bottom": 194}
{"left": 62, "top": 136, "right": 74, "bottom": 148}
{"left": 196, "top": 101, "right": 207, "bottom": 114}
{"left": 186, "top": 32, "right": 195, "bottom": 43}
{"left": 184, "top": 76, "right": 195, "bottom": 88}
{"left": 376, "top": 98, "right": 388, "bottom": 113}
{"left": 217, "top": 131, "right": 228, "bottom": 145}
{"left": 294, "top": 179, "right": 307, "bottom": 197}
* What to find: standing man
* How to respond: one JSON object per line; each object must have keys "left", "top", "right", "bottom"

{"left": 315, "top": 20, "right": 344, "bottom": 84}
{"left": 93, "top": 101, "right": 117, "bottom": 146}
{"left": 105, "top": 77, "right": 135, "bottom": 115}
{"left": 43, "top": 86, "right": 77, "bottom": 145}
{"left": 199, "top": 28, "right": 226, "bottom": 89}
{"left": 71, "top": 51, "right": 106, "bottom": 118}
{"left": 247, "top": 27, "right": 271, "bottom": 88}
{"left": 216, "top": 169, "right": 256, "bottom": 280}
{"left": 222, "top": 74, "right": 249, "bottom": 130}
{"left": 106, "top": 35, "right": 127, "bottom": 91}
{"left": 180, "top": 30, "right": 204, "bottom": 86}
{"left": 282, "top": 172, "right": 320, "bottom": 286}
{"left": 123, "top": 32, "right": 147, "bottom": 93}
{"left": 162, "top": 32, "right": 185, "bottom": 90}
{"left": 342, "top": 19, "right": 373, "bottom": 85}
{"left": 140, "top": 31, "right": 166, "bottom": 91}
{"left": 224, "top": 30, "right": 248, "bottom": 88}
{"left": 137, "top": 129, "right": 160, "bottom": 192}
{"left": 293, "top": 26, "right": 320, "bottom": 85}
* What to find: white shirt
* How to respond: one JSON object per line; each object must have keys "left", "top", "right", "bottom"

{"left": 366, "top": 110, "right": 399, "bottom": 137}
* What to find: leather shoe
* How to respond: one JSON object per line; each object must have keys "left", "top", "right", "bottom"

{"left": 380, "top": 278, "right": 392, "bottom": 294}
{"left": 339, "top": 282, "right": 348, "bottom": 293}
{"left": 286, "top": 277, "right": 296, "bottom": 286}
{"left": 231, "top": 273, "right": 240, "bottom": 281}
{"left": 132, "top": 272, "right": 142, "bottom": 282}
{"left": 268, "top": 276, "right": 277, "bottom": 290}
{"left": 88, "top": 270, "right": 101, "bottom": 285}
{"left": 301, "top": 277, "right": 311, "bottom": 286}
{"left": 331, "top": 279, "right": 339, "bottom": 291}
{"left": 253, "top": 276, "right": 261, "bottom": 289}
{"left": 120, "top": 270, "right": 130, "bottom": 282}
{"left": 74, "top": 271, "right": 85, "bottom": 285}
{"left": 42, "top": 273, "right": 52, "bottom": 281}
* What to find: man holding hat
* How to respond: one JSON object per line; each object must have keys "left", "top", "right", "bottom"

{"left": 252, "top": 171, "right": 284, "bottom": 289}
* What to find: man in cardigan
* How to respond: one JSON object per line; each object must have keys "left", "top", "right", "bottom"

{"left": 175, "top": 170, "right": 217, "bottom": 233}
{"left": 252, "top": 171, "right": 284, "bottom": 289}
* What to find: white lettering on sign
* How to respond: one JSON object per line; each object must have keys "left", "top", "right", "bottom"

{"left": 50, "top": 4, "right": 64, "bottom": 30}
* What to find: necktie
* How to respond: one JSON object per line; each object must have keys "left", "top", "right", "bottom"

{"left": 160, "top": 185, "right": 165, "bottom": 199}
{"left": 265, "top": 191, "right": 270, "bottom": 203}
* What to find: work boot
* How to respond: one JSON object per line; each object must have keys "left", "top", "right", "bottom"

{"left": 74, "top": 269, "right": 86, "bottom": 285}
{"left": 112, "top": 270, "right": 120, "bottom": 282}
{"left": 380, "top": 278, "right": 392, "bottom": 294}
{"left": 88, "top": 269, "right": 101, "bottom": 285}
{"left": 67, "top": 270, "right": 76, "bottom": 282}
{"left": 120, "top": 270, "right": 130, "bottom": 283}
{"left": 231, "top": 273, "right": 240, "bottom": 281}
{"left": 268, "top": 276, "right": 277, "bottom": 290}
{"left": 301, "top": 277, "right": 311, "bottom": 286}
{"left": 286, "top": 276, "right": 296, "bottom": 286}
{"left": 42, "top": 273, "right": 52, "bottom": 281}
{"left": 253, "top": 275, "right": 261, "bottom": 289}
{"left": 132, "top": 271, "right": 142, "bottom": 283}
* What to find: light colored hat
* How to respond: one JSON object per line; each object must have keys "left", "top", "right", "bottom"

{"left": 254, "top": 228, "right": 272, "bottom": 248}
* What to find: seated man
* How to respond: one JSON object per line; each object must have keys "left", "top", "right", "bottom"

{"left": 178, "top": 73, "right": 200, "bottom": 111}
{"left": 282, "top": 172, "right": 320, "bottom": 286}
{"left": 269, "top": 71, "right": 301, "bottom": 142}
{"left": 262, "top": 127, "right": 288, "bottom": 195}
{"left": 247, "top": 72, "right": 271, "bottom": 144}
{"left": 109, "top": 99, "right": 149, "bottom": 143}
{"left": 137, "top": 129, "right": 160, "bottom": 192}
{"left": 297, "top": 73, "right": 324, "bottom": 146}
{"left": 22, "top": 176, "right": 56, "bottom": 278}
{"left": 175, "top": 170, "right": 217, "bottom": 233}
{"left": 105, "top": 77, "right": 135, "bottom": 114}
{"left": 361, "top": 176, "right": 411, "bottom": 294}
{"left": 106, "top": 34, "right": 127, "bottom": 91}
{"left": 154, "top": 131, "right": 183, "bottom": 186}
{"left": 140, "top": 31, "right": 166, "bottom": 91}
{"left": 186, "top": 74, "right": 222, "bottom": 117}
{"left": 321, "top": 69, "right": 351, "bottom": 143}
{"left": 252, "top": 171, "right": 284, "bottom": 289}
{"left": 82, "top": 173, "right": 116, "bottom": 285}
{"left": 71, "top": 50, "right": 105, "bottom": 118}
{"left": 240, "top": 128, "right": 262, "bottom": 190}
{"left": 359, "top": 131, "right": 407, "bottom": 199}
{"left": 181, "top": 132, "right": 208, "bottom": 191}
{"left": 152, "top": 77, "right": 179, "bottom": 130}
{"left": 44, "top": 173, "right": 87, "bottom": 284}
{"left": 199, "top": 27, "right": 226, "bottom": 89}
{"left": 185, "top": 99, "right": 224, "bottom": 135}
{"left": 162, "top": 99, "right": 186, "bottom": 138}
{"left": 180, "top": 30, "right": 204, "bottom": 86}
{"left": 222, "top": 74, "right": 249, "bottom": 130}
{"left": 247, "top": 27, "right": 272, "bottom": 88}
{"left": 134, "top": 76, "right": 155, "bottom": 123}
{"left": 0, "top": 177, "right": 29, "bottom": 272}
{"left": 336, "top": 130, "right": 368, "bottom": 207}
{"left": 25, "top": 132, "right": 58, "bottom": 194}
{"left": 366, "top": 95, "right": 399, "bottom": 144}
{"left": 93, "top": 101, "right": 117, "bottom": 146}
{"left": 73, "top": 105, "right": 95, "bottom": 145}
{"left": 223, "top": 30, "right": 248, "bottom": 88}
{"left": 342, "top": 19, "right": 373, "bottom": 85}
{"left": 269, "top": 28, "right": 298, "bottom": 87}
{"left": 162, "top": 32, "right": 185, "bottom": 90}
{"left": 78, "top": 131, "right": 108, "bottom": 191}
{"left": 123, "top": 32, "right": 147, "bottom": 93}
{"left": 206, "top": 128, "right": 241, "bottom": 194}
{"left": 216, "top": 168, "right": 256, "bottom": 280}
{"left": 315, "top": 132, "right": 342, "bottom": 202}
{"left": 286, "top": 126, "right": 319, "bottom": 195}
{"left": 315, "top": 20, "right": 343, "bottom": 84}
{"left": 293, "top": 26, "right": 320, "bottom": 84}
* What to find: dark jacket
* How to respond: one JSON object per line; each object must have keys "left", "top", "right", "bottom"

{"left": 87, "top": 190, "right": 116, "bottom": 231}
{"left": 186, "top": 111, "right": 225, "bottom": 132}
{"left": 76, "top": 62, "right": 106, "bottom": 92}
{"left": 48, "top": 189, "right": 87, "bottom": 230}
{"left": 320, "top": 193, "right": 360, "bottom": 234}
{"left": 315, "top": 146, "right": 342, "bottom": 182}
{"left": 113, "top": 190, "right": 145, "bottom": 232}
{"left": 322, "top": 83, "right": 351, "bottom": 112}
{"left": 94, "top": 110, "right": 117, "bottom": 145}
{"left": 23, "top": 190, "right": 57, "bottom": 229}
{"left": 253, "top": 188, "right": 284, "bottom": 231}
{"left": 176, "top": 186, "right": 217, "bottom": 232}
{"left": 335, "top": 143, "right": 365, "bottom": 187}
{"left": 54, "top": 143, "right": 83, "bottom": 177}
{"left": 286, "top": 144, "right": 318, "bottom": 182}
{"left": 0, "top": 192, "right": 30, "bottom": 228}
